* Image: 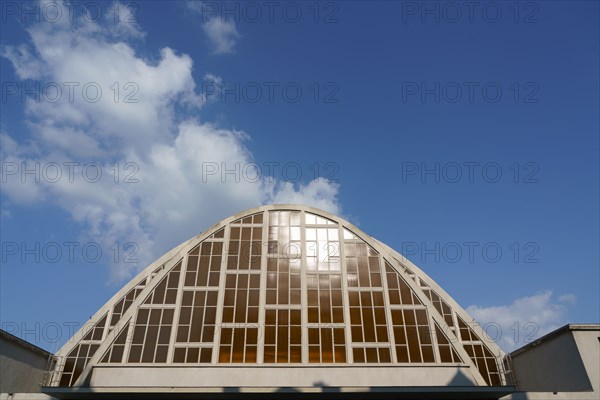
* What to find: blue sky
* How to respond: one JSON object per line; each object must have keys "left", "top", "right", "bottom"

{"left": 0, "top": 0, "right": 598, "bottom": 353}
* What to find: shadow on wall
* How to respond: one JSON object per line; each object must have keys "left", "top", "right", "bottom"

{"left": 313, "top": 381, "right": 341, "bottom": 392}
{"left": 277, "top": 386, "right": 302, "bottom": 392}
{"left": 448, "top": 369, "right": 477, "bottom": 386}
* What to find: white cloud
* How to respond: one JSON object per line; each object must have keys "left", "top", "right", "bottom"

{"left": 557, "top": 293, "right": 577, "bottom": 305}
{"left": 270, "top": 180, "right": 341, "bottom": 215}
{"left": 202, "top": 17, "right": 241, "bottom": 54}
{"left": 466, "top": 291, "right": 575, "bottom": 352}
{"left": 105, "top": 2, "right": 145, "bottom": 39}
{"left": 185, "top": 1, "right": 241, "bottom": 55}
{"left": 1, "top": 1, "right": 340, "bottom": 282}
{"left": 1, "top": 44, "right": 44, "bottom": 79}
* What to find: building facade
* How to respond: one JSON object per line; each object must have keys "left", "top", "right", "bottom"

{"left": 1, "top": 205, "right": 598, "bottom": 399}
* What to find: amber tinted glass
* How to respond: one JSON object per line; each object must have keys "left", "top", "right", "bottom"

{"left": 58, "top": 209, "right": 504, "bottom": 388}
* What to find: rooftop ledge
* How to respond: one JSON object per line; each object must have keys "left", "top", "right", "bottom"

{"left": 43, "top": 385, "right": 516, "bottom": 400}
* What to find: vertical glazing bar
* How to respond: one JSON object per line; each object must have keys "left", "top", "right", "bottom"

{"left": 257, "top": 212, "right": 268, "bottom": 363}
{"left": 211, "top": 224, "right": 230, "bottom": 363}
{"left": 300, "top": 210, "right": 308, "bottom": 364}
{"left": 339, "top": 225, "right": 353, "bottom": 363}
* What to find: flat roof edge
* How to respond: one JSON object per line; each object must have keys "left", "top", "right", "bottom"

{"left": 43, "top": 386, "right": 516, "bottom": 400}
{"left": 510, "top": 323, "right": 600, "bottom": 357}
{"left": 0, "top": 328, "right": 54, "bottom": 358}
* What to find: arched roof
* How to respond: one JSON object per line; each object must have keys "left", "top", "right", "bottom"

{"left": 48, "top": 205, "right": 508, "bottom": 392}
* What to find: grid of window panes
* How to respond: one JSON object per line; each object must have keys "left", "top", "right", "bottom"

{"left": 344, "top": 230, "right": 391, "bottom": 363}
{"left": 344, "top": 233, "right": 382, "bottom": 288}
{"left": 175, "top": 291, "right": 218, "bottom": 345}
{"left": 219, "top": 272, "right": 261, "bottom": 363}
{"left": 385, "top": 261, "right": 435, "bottom": 363}
{"left": 308, "top": 326, "right": 346, "bottom": 363}
{"left": 57, "top": 209, "right": 510, "bottom": 388}
{"left": 60, "top": 265, "right": 172, "bottom": 384}
{"left": 264, "top": 309, "right": 302, "bottom": 363}
{"left": 128, "top": 308, "right": 175, "bottom": 363}
{"left": 435, "top": 322, "right": 462, "bottom": 363}
{"left": 174, "top": 230, "right": 224, "bottom": 362}
{"left": 221, "top": 215, "right": 262, "bottom": 362}
{"left": 173, "top": 346, "right": 212, "bottom": 363}
{"left": 110, "top": 278, "right": 147, "bottom": 327}
{"left": 100, "top": 323, "right": 130, "bottom": 363}
{"left": 457, "top": 316, "right": 502, "bottom": 385}
{"left": 59, "top": 313, "right": 107, "bottom": 386}
{"left": 222, "top": 273, "right": 260, "bottom": 324}
{"left": 268, "top": 210, "right": 301, "bottom": 257}
{"left": 143, "top": 264, "right": 181, "bottom": 305}
{"left": 267, "top": 211, "right": 302, "bottom": 305}
{"left": 348, "top": 291, "right": 391, "bottom": 362}
{"left": 219, "top": 326, "right": 258, "bottom": 363}
{"left": 386, "top": 263, "right": 422, "bottom": 306}
{"left": 263, "top": 211, "right": 302, "bottom": 363}
{"left": 126, "top": 264, "right": 180, "bottom": 363}
{"left": 59, "top": 342, "right": 100, "bottom": 386}
{"left": 228, "top": 220, "right": 262, "bottom": 271}
{"left": 352, "top": 346, "right": 391, "bottom": 363}
{"left": 419, "top": 278, "right": 455, "bottom": 327}
{"left": 390, "top": 308, "right": 435, "bottom": 363}
{"left": 406, "top": 259, "right": 505, "bottom": 383}
{"left": 305, "top": 212, "right": 346, "bottom": 363}
{"left": 306, "top": 272, "right": 344, "bottom": 325}
{"left": 306, "top": 213, "right": 343, "bottom": 325}
{"left": 232, "top": 213, "right": 264, "bottom": 225}
{"left": 348, "top": 291, "right": 388, "bottom": 341}
{"left": 306, "top": 222, "right": 339, "bottom": 272}
{"left": 400, "top": 261, "right": 499, "bottom": 377}
{"left": 185, "top": 241, "right": 222, "bottom": 287}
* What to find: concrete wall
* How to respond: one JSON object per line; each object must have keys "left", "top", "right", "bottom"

{"left": 572, "top": 329, "right": 600, "bottom": 394}
{"left": 90, "top": 365, "right": 479, "bottom": 388}
{"left": 501, "top": 325, "right": 600, "bottom": 400}
{"left": 0, "top": 333, "right": 51, "bottom": 394}
{"left": 510, "top": 330, "right": 591, "bottom": 392}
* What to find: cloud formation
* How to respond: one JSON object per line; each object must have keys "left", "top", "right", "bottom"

{"left": 466, "top": 291, "right": 575, "bottom": 352}
{"left": 202, "top": 17, "right": 241, "bottom": 54}
{"left": 2, "top": 1, "right": 340, "bottom": 282}
{"left": 186, "top": 1, "right": 241, "bottom": 54}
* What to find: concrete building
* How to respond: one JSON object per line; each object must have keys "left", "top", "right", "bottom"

{"left": 1, "top": 205, "right": 598, "bottom": 399}
{"left": 503, "top": 324, "right": 600, "bottom": 399}
{"left": 0, "top": 329, "right": 52, "bottom": 395}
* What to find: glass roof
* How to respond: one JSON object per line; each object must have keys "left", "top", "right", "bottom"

{"left": 50, "top": 206, "right": 506, "bottom": 388}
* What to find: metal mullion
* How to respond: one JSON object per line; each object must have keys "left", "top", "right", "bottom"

{"left": 121, "top": 319, "right": 135, "bottom": 363}
{"left": 138, "top": 304, "right": 177, "bottom": 309}
{"left": 265, "top": 304, "right": 302, "bottom": 310}
{"left": 102, "top": 310, "right": 112, "bottom": 342}
{"left": 166, "top": 250, "right": 188, "bottom": 364}
{"left": 182, "top": 285, "right": 218, "bottom": 291}
{"left": 389, "top": 304, "right": 427, "bottom": 310}
{"left": 379, "top": 254, "right": 398, "bottom": 363}
{"left": 135, "top": 319, "right": 150, "bottom": 364}
{"left": 211, "top": 223, "right": 230, "bottom": 363}
{"left": 257, "top": 211, "right": 268, "bottom": 363}
{"left": 338, "top": 224, "right": 354, "bottom": 364}
{"left": 430, "top": 308, "right": 442, "bottom": 364}
{"left": 350, "top": 342, "right": 391, "bottom": 348}
{"left": 415, "top": 310, "right": 426, "bottom": 363}
{"left": 308, "top": 322, "right": 346, "bottom": 328}
{"left": 300, "top": 211, "right": 308, "bottom": 364}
